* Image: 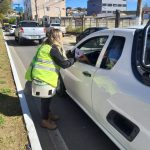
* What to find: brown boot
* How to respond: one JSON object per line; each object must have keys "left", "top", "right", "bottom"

{"left": 49, "top": 112, "right": 59, "bottom": 121}
{"left": 41, "top": 119, "right": 57, "bottom": 130}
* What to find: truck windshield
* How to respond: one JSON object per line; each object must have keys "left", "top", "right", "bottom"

{"left": 21, "top": 22, "right": 39, "bottom": 27}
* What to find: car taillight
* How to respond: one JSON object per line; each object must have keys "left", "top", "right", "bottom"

{"left": 44, "top": 27, "right": 46, "bottom": 33}
{"left": 19, "top": 27, "right": 24, "bottom": 33}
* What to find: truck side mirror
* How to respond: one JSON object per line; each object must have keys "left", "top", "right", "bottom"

{"left": 142, "top": 25, "right": 150, "bottom": 68}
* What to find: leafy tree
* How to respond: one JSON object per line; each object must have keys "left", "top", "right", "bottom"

{"left": 0, "top": 0, "right": 11, "bottom": 14}
{"left": 76, "top": 7, "right": 83, "bottom": 12}
{"left": 8, "top": 18, "right": 17, "bottom": 24}
{"left": 66, "top": 7, "right": 72, "bottom": 10}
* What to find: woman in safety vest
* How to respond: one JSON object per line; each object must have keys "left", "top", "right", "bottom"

{"left": 25, "top": 29, "right": 76, "bottom": 130}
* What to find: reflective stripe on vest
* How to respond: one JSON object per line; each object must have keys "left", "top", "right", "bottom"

{"left": 36, "top": 58, "right": 54, "bottom": 64}
{"left": 33, "top": 64, "right": 59, "bottom": 73}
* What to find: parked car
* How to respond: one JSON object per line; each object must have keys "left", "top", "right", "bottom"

{"left": 76, "top": 27, "right": 108, "bottom": 43}
{"left": 15, "top": 20, "right": 46, "bottom": 45}
{"left": 46, "top": 23, "right": 66, "bottom": 35}
{"left": 4, "top": 23, "right": 10, "bottom": 32}
{"left": 58, "top": 22, "right": 150, "bottom": 150}
{"left": 9, "top": 24, "right": 16, "bottom": 35}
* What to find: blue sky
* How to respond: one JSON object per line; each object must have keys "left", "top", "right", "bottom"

{"left": 66, "top": 0, "right": 150, "bottom": 10}
{"left": 13, "top": 0, "right": 150, "bottom": 10}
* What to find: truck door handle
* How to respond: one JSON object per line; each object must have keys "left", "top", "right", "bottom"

{"left": 82, "top": 71, "right": 91, "bottom": 77}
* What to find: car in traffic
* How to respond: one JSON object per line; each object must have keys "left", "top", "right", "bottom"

{"left": 15, "top": 20, "right": 46, "bottom": 45}
{"left": 46, "top": 23, "right": 66, "bottom": 36}
{"left": 58, "top": 22, "right": 150, "bottom": 150}
{"left": 4, "top": 23, "right": 10, "bottom": 32}
{"left": 76, "top": 27, "right": 108, "bottom": 43}
{"left": 9, "top": 24, "right": 16, "bottom": 35}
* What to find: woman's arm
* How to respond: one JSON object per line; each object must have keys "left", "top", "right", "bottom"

{"left": 50, "top": 45, "right": 76, "bottom": 69}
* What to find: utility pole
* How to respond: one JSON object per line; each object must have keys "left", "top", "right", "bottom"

{"left": 55, "top": 7, "right": 61, "bottom": 23}
{"left": 115, "top": 9, "right": 120, "bottom": 28}
{"left": 43, "top": 5, "right": 45, "bottom": 16}
{"left": 136, "top": 0, "right": 142, "bottom": 25}
{"left": 35, "top": 0, "right": 38, "bottom": 21}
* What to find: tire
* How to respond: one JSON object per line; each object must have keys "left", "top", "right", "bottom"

{"left": 39, "top": 39, "right": 43, "bottom": 44}
{"left": 15, "top": 36, "right": 18, "bottom": 42}
{"left": 57, "top": 74, "right": 66, "bottom": 96}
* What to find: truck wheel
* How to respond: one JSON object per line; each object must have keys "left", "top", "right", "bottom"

{"left": 57, "top": 74, "right": 66, "bottom": 96}
{"left": 39, "top": 39, "right": 43, "bottom": 44}
{"left": 15, "top": 36, "right": 18, "bottom": 42}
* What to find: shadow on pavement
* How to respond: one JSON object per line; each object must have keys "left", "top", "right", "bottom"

{"left": 51, "top": 94, "right": 119, "bottom": 150}
{"left": 0, "top": 93, "right": 22, "bottom": 116}
{"left": 23, "top": 80, "right": 119, "bottom": 150}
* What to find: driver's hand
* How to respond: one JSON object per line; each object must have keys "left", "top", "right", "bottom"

{"left": 77, "top": 55, "right": 90, "bottom": 64}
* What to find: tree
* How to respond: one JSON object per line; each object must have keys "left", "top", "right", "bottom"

{"left": 8, "top": 17, "right": 17, "bottom": 24}
{"left": 66, "top": 7, "right": 72, "bottom": 10}
{"left": 0, "top": 0, "right": 11, "bottom": 14}
{"left": 76, "top": 7, "right": 83, "bottom": 12}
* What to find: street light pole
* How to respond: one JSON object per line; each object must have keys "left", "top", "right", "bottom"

{"left": 43, "top": 5, "right": 45, "bottom": 16}
{"left": 35, "top": 0, "right": 38, "bottom": 21}
{"left": 136, "top": 0, "right": 143, "bottom": 25}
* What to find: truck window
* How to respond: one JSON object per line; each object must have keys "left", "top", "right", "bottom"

{"left": 100, "top": 36, "right": 125, "bottom": 69}
{"left": 21, "top": 22, "right": 39, "bottom": 27}
{"left": 77, "top": 36, "right": 108, "bottom": 66}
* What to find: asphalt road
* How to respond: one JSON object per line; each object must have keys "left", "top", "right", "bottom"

{"left": 5, "top": 33, "right": 119, "bottom": 150}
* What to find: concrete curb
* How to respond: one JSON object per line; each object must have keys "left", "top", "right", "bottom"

{"left": 2, "top": 31, "right": 42, "bottom": 150}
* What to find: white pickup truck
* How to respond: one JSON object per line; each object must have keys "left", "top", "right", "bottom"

{"left": 59, "top": 21, "right": 150, "bottom": 150}
{"left": 46, "top": 23, "right": 66, "bottom": 35}
{"left": 15, "top": 20, "right": 46, "bottom": 45}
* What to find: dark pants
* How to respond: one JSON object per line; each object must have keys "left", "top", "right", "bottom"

{"left": 41, "top": 97, "right": 52, "bottom": 120}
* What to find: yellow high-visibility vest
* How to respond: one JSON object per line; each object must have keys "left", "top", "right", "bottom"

{"left": 25, "top": 44, "right": 60, "bottom": 88}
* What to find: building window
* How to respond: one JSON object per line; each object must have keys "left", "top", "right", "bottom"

{"left": 46, "top": 7, "right": 50, "bottom": 11}
{"left": 118, "top": 4, "right": 122, "bottom": 7}
{"left": 123, "top": 4, "right": 127, "bottom": 7}
{"left": 113, "top": 4, "right": 117, "bottom": 7}
{"left": 103, "top": 3, "right": 107, "bottom": 6}
{"left": 108, "top": 4, "right": 112, "bottom": 7}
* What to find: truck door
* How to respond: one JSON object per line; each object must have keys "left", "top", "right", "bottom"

{"left": 92, "top": 31, "right": 133, "bottom": 127}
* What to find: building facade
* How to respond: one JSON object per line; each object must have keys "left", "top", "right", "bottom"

{"left": 24, "top": 0, "right": 66, "bottom": 20}
{"left": 87, "top": 0, "right": 127, "bottom": 16}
